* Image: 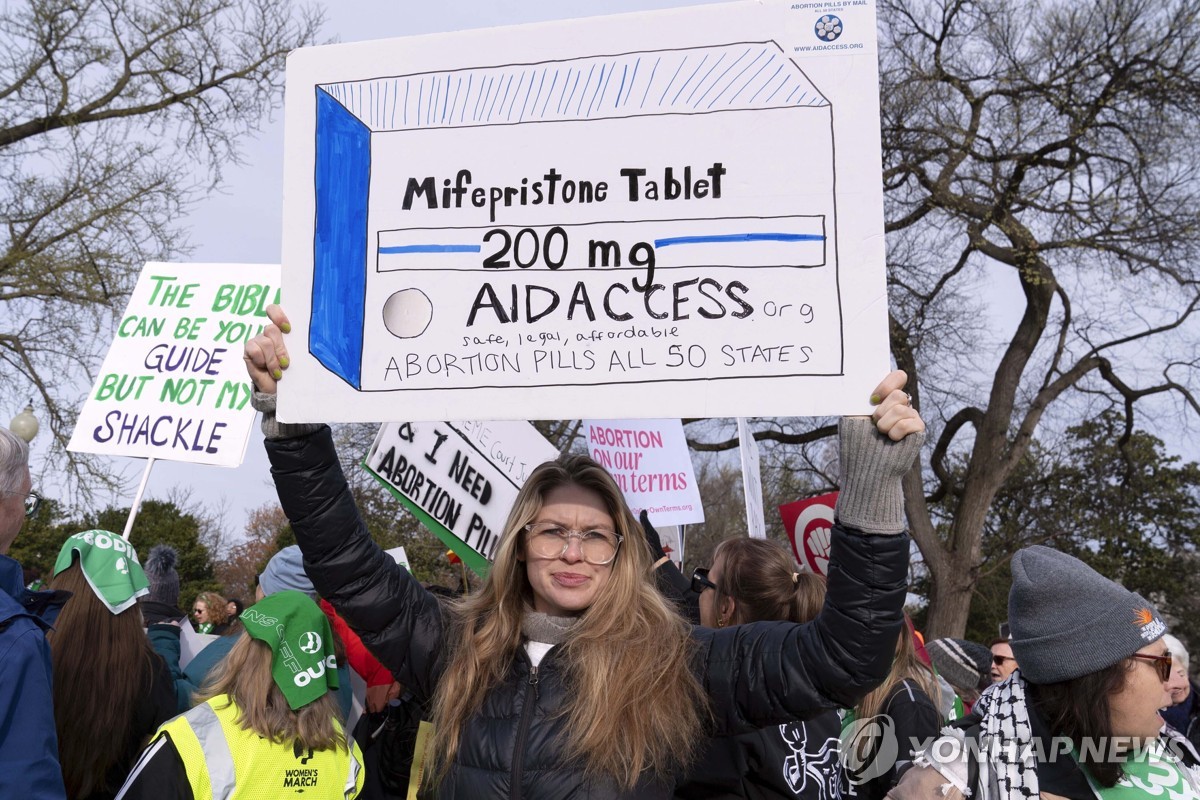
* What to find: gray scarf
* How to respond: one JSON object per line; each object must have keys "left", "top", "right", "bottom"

{"left": 521, "top": 609, "right": 579, "bottom": 645}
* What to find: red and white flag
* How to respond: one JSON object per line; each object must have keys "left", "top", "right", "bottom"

{"left": 779, "top": 492, "right": 838, "bottom": 576}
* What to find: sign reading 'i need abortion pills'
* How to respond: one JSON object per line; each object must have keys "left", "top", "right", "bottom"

{"left": 277, "top": 1, "right": 889, "bottom": 423}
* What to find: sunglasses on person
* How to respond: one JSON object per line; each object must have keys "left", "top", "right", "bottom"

{"left": 192, "top": 607, "right": 204, "bottom": 615}
{"left": 1130, "top": 651, "right": 1173, "bottom": 682}
{"left": 992, "top": 654, "right": 1016, "bottom": 667}
{"left": 691, "top": 567, "right": 718, "bottom": 595}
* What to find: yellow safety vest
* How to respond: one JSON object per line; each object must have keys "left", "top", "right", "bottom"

{"left": 156, "top": 696, "right": 365, "bottom": 800}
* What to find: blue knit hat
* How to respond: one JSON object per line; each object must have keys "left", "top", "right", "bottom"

{"left": 259, "top": 545, "right": 317, "bottom": 600}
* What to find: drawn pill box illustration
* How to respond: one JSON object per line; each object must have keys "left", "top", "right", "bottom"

{"left": 310, "top": 42, "right": 842, "bottom": 391}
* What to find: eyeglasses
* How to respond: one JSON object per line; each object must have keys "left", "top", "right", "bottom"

{"left": 691, "top": 567, "right": 718, "bottom": 595}
{"left": 2, "top": 488, "right": 40, "bottom": 518}
{"left": 192, "top": 608, "right": 204, "bottom": 615}
{"left": 1130, "top": 652, "right": 1173, "bottom": 682}
{"left": 523, "top": 522, "right": 623, "bottom": 565}
{"left": 992, "top": 655, "right": 1016, "bottom": 667}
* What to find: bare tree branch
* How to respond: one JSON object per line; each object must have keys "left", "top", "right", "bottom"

{"left": 0, "top": 0, "right": 324, "bottom": 501}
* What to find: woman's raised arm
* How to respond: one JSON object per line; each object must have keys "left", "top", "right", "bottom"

{"left": 698, "top": 371, "right": 924, "bottom": 733}
{"left": 244, "top": 305, "right": 447, "bottom": 703}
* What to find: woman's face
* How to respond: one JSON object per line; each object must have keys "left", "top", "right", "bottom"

{"left": 1168, "top": 663, "right": 1191, "bottom": 705}
{"left": 521, "top": 484, "right": 615, "bottom": 617}
{"left": 698, "top": 553, "right": 734, "bottom": 628}
{"left": 991, "top": 641, "right": 1018, "bottom": 682}
{"left": 1109, "top": 641, "right": 1173, "bottom": 741}
{"left": 192, "top": 600, "right": 210, "bottom": 624}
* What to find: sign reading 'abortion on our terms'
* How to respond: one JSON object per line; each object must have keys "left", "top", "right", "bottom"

{"left": 68, "top": 262, "right": 281, "bottom": 467}
{"left": 584, "top": 419, "right": 703, "bottom": 527}
{"left": 277, "top": 0, "right": 890, "bottom": 423}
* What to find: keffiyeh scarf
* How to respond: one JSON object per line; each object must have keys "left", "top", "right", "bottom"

{"left": 912, "top": 674, "right": 1037, "bottom": 798}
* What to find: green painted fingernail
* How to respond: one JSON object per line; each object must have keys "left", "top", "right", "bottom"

{"left": 279, "top": 356, "right": 290, "bottom": 369}
{"left": 281, "top": 322, "right": 292, "bottom": 333}
{"left": 870, "top": 394, "right": 881, "bottom": 405}
{"left": 273, "top": 368, "right": 283, "bottom": 380}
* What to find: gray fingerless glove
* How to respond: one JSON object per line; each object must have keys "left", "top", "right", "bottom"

{"left": 251, "top": 391, "right": 323, "bottom": 440}
{"left": 835, "top": 416, "right": 925, "bottom": 534}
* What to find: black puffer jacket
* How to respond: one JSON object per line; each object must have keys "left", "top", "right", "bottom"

{"left": 266, "top": 427, "right": 909, "bottom": 800}
{"left": 676, "top": 709, "right": 845, "bottom": 800}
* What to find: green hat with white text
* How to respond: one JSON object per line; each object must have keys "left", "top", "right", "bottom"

{"left": 240, "top": 590, "right": 339, "bottom": 710}
{"left": 53, "top": 530, "right": 149, "bottom": 615}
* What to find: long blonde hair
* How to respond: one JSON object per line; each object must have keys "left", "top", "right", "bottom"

{"left": 197, "top": 635, "right": 346, "bottom": 752}
{"left": 430, "top": 453, "right": 707, "bottom": 789}
{"left": 854, "top": 619, "right": 940, "bottom": 722}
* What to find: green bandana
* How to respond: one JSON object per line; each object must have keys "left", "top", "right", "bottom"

{"left": 53, "top": 530, "right": 149, "bottom": 614}
{"left": 240, "top": 590, "right": 339, "bottom": 710}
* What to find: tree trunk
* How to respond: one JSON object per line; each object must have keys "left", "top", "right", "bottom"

{"left": 919, "top": 462, "right": 1007, "bottom": 637}
{"left": 922, "top": 556, "right": 976, "bottom": 638}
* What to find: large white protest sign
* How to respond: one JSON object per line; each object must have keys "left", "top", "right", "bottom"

{"left": 584, "top": 419, "right": 703, "bottom": 527}
{"left": 277, "top": 0, "right": 889, "bottom": 423}
{"left": 69, "top": 262, "right": 279, "bottom": 467}
{"left": 363, "top": 419, "right": 558, "bottom": 575}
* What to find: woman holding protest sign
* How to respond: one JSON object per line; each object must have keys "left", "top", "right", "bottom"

{"left": 242, "top": 304, "right": 925, "bottom": 799}
{"left": 47, "top": 532, "right": 177, "bottom": 800}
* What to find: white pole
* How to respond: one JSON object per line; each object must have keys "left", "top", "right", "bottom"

{"left": 121, "top": 457, "right": 156, "bottom": 540}
{"left": 737, "top": 418, "right": 766, "bottom": 538}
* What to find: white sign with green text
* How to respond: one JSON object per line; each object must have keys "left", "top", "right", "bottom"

{"left": 69, "top": 262, "right": 280, "bottom": 467}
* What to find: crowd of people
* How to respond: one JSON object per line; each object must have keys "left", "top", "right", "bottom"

{"left": 0, "top": 304, "right": 1194, "bottom": 800}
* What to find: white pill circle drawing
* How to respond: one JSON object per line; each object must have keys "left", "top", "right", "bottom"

{"left": 382, "top": 288, "right": 433, "bottom": 339}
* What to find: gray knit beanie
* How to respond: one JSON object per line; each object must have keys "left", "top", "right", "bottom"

{"left": 927, "top": 638, "right": 991, "bottom": 693}
{"left": 259, "top": 545, "right": 317, "bottom": 599}
{"left": 1008, "top": 545, "right": 1166, "bottom": 684}
{"left": 143, "top": 544, "right": 181, "bottom": 607}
